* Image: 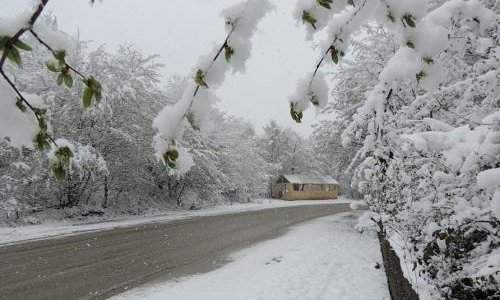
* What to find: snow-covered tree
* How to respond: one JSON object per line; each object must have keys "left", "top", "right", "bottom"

{"left": 153, "top": 0, "right": 273, "bottom": 175}
{"left": 292, "top": 0, "right": 500, "bottom": 297}
{"left": 259, "top": 120, "right": 321, "bottom": 178}
{"left": 311, "top": 25, "right": 396, "bottom": 197}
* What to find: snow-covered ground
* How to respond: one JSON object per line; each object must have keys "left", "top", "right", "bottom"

{"left": 112, "top": 212, "right": 389, "bottom": 300}
{"left": 0, "top": 198, "right": 355, "bottom": 246}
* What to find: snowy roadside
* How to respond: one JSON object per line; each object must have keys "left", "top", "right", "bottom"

{"left": 0, "top": 198, "right": 355, "bottom": 246}
{"left": 111, "top": 212, "right": 389, "bottom": 300}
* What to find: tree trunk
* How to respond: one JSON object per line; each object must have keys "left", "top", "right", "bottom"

{"left": 103, "top": 175, "right": 108, "bottom": 208}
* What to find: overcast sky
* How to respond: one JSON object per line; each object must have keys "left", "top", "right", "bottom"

{"left": 2, "top": 0, "right": 333, "bottom": 136}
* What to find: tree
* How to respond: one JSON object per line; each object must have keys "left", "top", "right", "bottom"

{"left": 312, "top": 25, "right": 396, "bottom": 197}
{"left": 291, "top": 0, "right": 499, "bottom": 297}
{"left": 259, "top": 120, "right": 321, "bottom": 178}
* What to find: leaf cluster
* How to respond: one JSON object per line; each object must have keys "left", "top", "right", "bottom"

{"left": 82, "top": 76, "right": 102, "bottom": 108}
{"left": 0, "top": 36, "right": 32, "bottom": 66}
{"left": 46, "top": 50, "right": 73, "bottom": 88}
{"left": 302, "top": 10, "right": 317, "bottom": 30}
{"left": 51, "top": 146, "right": 74, "bottom": 180}
{"left": 194, "top": 69, "right": 209, "bottom": 88}
{"left": 290, "top": 102, "right": 303, "bottom": 123}
{"left": 163, "top": 147, "right": 179, "bottom": 169}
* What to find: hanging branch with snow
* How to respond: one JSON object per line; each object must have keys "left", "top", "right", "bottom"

{"left": 153, "top": 0, "right": 272, "bottom": 176}
{"left": 0, "top": 0, "right": 103, "bottom": 180}
{"left": 289, "top": 0, "right": 368, "bottom": 123}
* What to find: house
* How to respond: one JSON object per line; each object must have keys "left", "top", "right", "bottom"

{"left": 271, "top": 174, "right": 339, "bottom": 200}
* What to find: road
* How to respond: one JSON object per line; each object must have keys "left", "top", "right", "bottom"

{"left": 0, "top": 203, "right": 351, "bottom": 300}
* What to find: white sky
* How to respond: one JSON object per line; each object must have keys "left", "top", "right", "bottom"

{"left": 2, "top": 0, "right": 334, "bottom": 136}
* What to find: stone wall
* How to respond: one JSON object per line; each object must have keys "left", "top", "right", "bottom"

{"left": 378, "top": 230, "right": 420, "bottom": 300}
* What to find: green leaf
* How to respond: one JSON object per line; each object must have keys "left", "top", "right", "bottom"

{"left": 38, "top": 117, "right": 47, "bottom": 131}
{"left": 402, "top": 13, "right": 416, "bottom": 28}
{"left": 290, "top": 102, "right": 303, "bottom": 123}
{"left": 194, "top": 69, "right": 209, "bottom": 88}
{"left": 34, "top": 107, "right": 48, "bottom": 131}
{"left": 51, "top": 146, "right": 73, "bottom": 180}
{"left": 422, "top": 57, "right": 434, "bottom": 64}
{"left": 6, "top": 47, "right": 22, "bottom": 66}
{"left": 186, "top": 112, "right": 200, "bottom": 131}
{"left": 163, "top": 148, "right": 180, "bottom": 168}
{"left": 0, "top": 36, "right": 8, "bottom": 50}
{"left": 95, "top": 91, "right": 102, "bottom": 102}
{"left": 63, "top": 74, "right": 73, "bottom": 88}
{"left": 82, "top": 76, "right": 103, "bottom": 105}
{"left": 302, "top": 10, "right": 317, "bottom": 30}
{"left": 387, "top": 11, "right": 395, "bottom": 22}
{"left": 310, "top": 94, "right": 319, "bottom": 106}
{"left": 416, "top": 71, "right": 425, "bottom": 83}
{"left": 57, "top": 73, "right": 64, "bottom": 86}
{"left": 33, "top": 107, "right": 47, "bottom": 117}
{"left": 51, "top": 162, "right": 65, "bottom": 180}
{"left": 13, "top": 39, "right": 32, "bottom": 51}
{"left": 82, "top": 87, "right": 93, "bottom": 108}
{"left": 224, "top": 45, "right": 234, "bottom": 63}
{"left": 15, "top": 97, "right": 27, "bottom": 112}
{"left": 34, "top": 131, "right": 50, "bottom": 150}
{"left": 53, "top": 50, "right": 66, "bottom": 63}
{"left": 55, "top": 146, "right": 73, "bottom": 168}
{"left": 330, "top": 47, "right": 339, "bottom": 64}
{"left": 347, "top": 0, "right": 355, "bottom": 6}
{"left": 317, "top": 0, "right": 332, "bottom": 9}
{"left": 45, "top": 60, "right": 60, "bottom": 72}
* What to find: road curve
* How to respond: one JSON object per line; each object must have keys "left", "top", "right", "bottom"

{"left": 0, "top": 203, "right": 351, "bottom": 300}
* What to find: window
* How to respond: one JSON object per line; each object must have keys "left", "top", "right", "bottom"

{"left": 293, "top": 184, "right": 300, "bottom": 191}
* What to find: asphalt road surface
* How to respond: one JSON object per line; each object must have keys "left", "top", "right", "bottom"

{"left": 0, "top": 203, "right": 351, "bottom": 300}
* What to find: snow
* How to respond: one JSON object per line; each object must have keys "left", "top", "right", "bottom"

{"left": 0, "top": 10, "right": 32, "bottom": 36}
{"left": 293, "top": 0, "right": 347, "bottom": 40}
{"left": 112, "top": 212, "right": 389, "bottom": 300}
{"left": 32, "top": 21, "right": 75, "bottom": 52}
{"left": 152, "top": 0, "right": 272, "bottom": 175}
{"left": 0, "top": 198, "right": 354, "bottom": 246}
{"left": 220, "top": 0, "right": 273, "bottom": 74}
{"left": 477, "top": 168, "right": 500, "bottom": 219}
{"left": 0, "top": 81, "right": 41, "bottom": 148}
{"left": 379, "top": 47, "right": 420, "bottom": 84}
{"left": 477, "top": 168, "right": 500, "bottom": 193}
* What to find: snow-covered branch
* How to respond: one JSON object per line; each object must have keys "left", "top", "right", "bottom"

{"left": 153, "top": 0, "right": 272, "bottom": 175}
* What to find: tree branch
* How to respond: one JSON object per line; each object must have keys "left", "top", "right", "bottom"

{"left": 0, "top": 0, "right": 58, "bottom": 147}
{"left": 28, "top": 29, "right": 87, "bottom": 79}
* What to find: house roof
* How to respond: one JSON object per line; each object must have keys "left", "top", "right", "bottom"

{"left": 281, "top": 174, "right": 339, "bottom": 185}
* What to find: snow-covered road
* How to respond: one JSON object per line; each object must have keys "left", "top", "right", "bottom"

{"left": 113, "top": 212, "right": 390, "bottom": 300}
{"left": 0, "top": 199, "right": 353, "bottom": 246}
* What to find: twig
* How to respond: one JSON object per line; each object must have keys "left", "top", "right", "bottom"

{"left": 0, "top": 0, "right": 58, "bottom": 147}
{"left": 29, "top": 29, "right": 87, "bottom": 79}
{"left": 307, "top": 0, "right": 368, "bottom": 87}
